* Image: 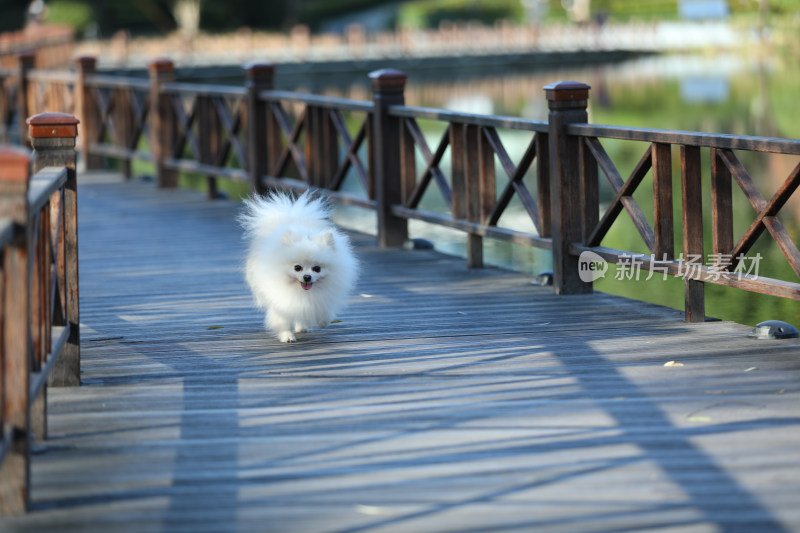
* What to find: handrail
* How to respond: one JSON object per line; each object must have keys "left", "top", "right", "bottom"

{"left": 260, "top": 89, "right": 374, "bottom": 112}
{"left": 569, "top": 123, "right": 800, "bottom": 155}
{"left": 162, "top": 81, "right": 246, "bottom": 97}
{"left": 391, "top": 104, "right": 549, "bottom": 132}
{"left": 0, "top": 113, "right": 80, "bottom": 515}
{"left": 86, "top": 73, "right": 149, "bottom": 90}
{"left": 28, "top": 166, "right": 68, "bottom": 214}
{"left": 26, "top": 68, "right": 75, "bottom": 84}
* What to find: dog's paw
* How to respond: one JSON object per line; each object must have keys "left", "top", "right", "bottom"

{"left": 294, "top": 325, "right": 308, "bottom": 334}
{"left": 278, "top": 331, "right": 297, "bottom": 343}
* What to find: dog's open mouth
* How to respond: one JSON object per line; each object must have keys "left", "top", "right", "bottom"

{"left": 301, "top": 281, "right": 313, "bottom": 290}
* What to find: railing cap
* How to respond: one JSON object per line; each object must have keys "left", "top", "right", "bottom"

{"left": 0, "top": 145, "right": 31, "bottom": 183}
{"left": 369, "top": 68, "right": 407, "bottom": 91}
{"left": 16, "top": 50, "right": 35, "bottom": 64}
{"left": 148, "top": 57, "right": 175, "bottom": 73}
{"left": 27, "top": 112, "right": 80, "bottom": 138}
{"left": 243, "top": 62, "right": 275, "bottom": 77}
{"left": 75, "top": 56, "right": 97, "bottom": 68}
{"left": 544, "top": 81, "right": 591, "bottom": 102}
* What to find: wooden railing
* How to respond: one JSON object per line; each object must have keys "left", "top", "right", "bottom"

{"left": 566, "top": 117, "right": 800, "bottom": 321}
{"left": 0, "top": 113, "right": 80, "bottom": 515}
{"left": 0, "top": 56, "right": 77, "bottom": 148}
{"left": 373, "top": 70, "right": 551, "bottom": 258}
{"left": 1, "top": 54, "right": 798, "bottom": 322}
{"left": 0, "top": 24, "right": 74, "bottom": 70}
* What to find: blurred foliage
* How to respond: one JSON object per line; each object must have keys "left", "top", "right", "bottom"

{"left": 47, "top": 1, "right": 93, "bottom": 34}
{"left": 5, "top": 0, "right": 798, "bottom": 36}
{"left": 589, "top": 0, "right": 679, "bottom": 20}
{"left": 396, "top": 0, "right": 525, "bottom": 28}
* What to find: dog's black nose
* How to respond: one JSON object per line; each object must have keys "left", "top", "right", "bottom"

{"left": 303, "top": 274, "right": 312, "bottom": 282}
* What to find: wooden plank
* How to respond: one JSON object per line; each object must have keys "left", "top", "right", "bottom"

{"left": 403, "top": 119, "right": 452, "bottom": 209}
{"left": 651, "top": 142, "right": 674, "bottom": 259}
{"left": 269, "top": 103, "right": 308, "bottom": 181}
{"left": 477, "top": 126, "right": 496, "bottom": 225}
{"left": 585, "top": 140, "right": 655, "bottom": 251}
{"left": 710, "top": 147, "right": 734, "bottom": 257}
{"left": 535, "top": 133, "right": 551, "bottom": 239}
{"left": 449, "top": 123, "right": 466, "bottom": 220}
{"left": 4, "top": 171, "right": 800, "bottom": 532}
{"left": 681, "top": 145, "right": 705, "bottom": 322}
{"left": 392, "top": 205, "right": 552, "bottom": 249}
{"left": 463, "top": 124, "right": 483, "bottom": 268}
{"left": 1, "top": 217, "right": 30, "bottom": 515}
{"left": 390, "top": 104, "right": 549, "bottom": 133}
{"left": 569, "top": 123, "right": 800, "bottom": 155}
{"left": 482, "top": 127, "right": 540, "bottom": 233}
{"left": 718, "top": 148, "right": 767, "bottom": 212}
{"left": 398, "top": 115, "right": 415, "bottom": 205}
{"left": 481, "top": 126, "right": 518, "bottom": 180}
{"left": 260, "top": 90, "right": 373, "bottom": 113}
{"left": 328, "top": 111, "right": 369, "bottom": 193}
{"left": 727, "top": 159, "right": 800, "bottom": 277}
{"left": 197, "top": 95, "right": 219, "bottom": 199}
{"left": 211, "top": 96, "right": 246, "bottom": 171}
{"left": 27, "top": 167, "right": 67, "bottom": 215}
{"left": 579, "top": 133, "right": 598, "bottom": 244}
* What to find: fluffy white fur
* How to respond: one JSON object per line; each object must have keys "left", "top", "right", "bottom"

{"left": 239, "top": 191, "right": 358, "bottom": 343}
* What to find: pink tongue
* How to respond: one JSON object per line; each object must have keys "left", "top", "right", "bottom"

{"left": 301, "top": 282, "right": 313, "bottom": 290}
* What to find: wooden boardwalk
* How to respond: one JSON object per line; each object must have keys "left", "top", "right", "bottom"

{"left": 2, "top": 170, "right": 800, "bottom": 533}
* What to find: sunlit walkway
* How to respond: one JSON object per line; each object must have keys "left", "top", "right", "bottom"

{"left": 3, "top": 171, "right": 799, "bottom": 533}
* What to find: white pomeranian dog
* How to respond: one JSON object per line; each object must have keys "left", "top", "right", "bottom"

{"left": 238, "top": 191, "right": 358, "bottom": 343}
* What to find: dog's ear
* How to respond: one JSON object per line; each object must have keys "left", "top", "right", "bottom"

{"left": 316, "top": 231, "right": 336, "bottom": 248}
{"left": 282, "top": 229, "right": 296, "bottom": 245}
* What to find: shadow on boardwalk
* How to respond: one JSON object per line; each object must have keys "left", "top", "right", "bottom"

{"left": 2, "top": 171, "right": 799, "bottom": 533}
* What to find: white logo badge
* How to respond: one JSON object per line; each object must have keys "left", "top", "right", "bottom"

{"left": 578, "top": 250, "right": 608, "bottom": 282}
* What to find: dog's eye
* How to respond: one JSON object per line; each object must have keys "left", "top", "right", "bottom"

{"left": 312, "top": 266, "right": 321, "bottom": 273}
{"left": 293, "top": 265, "right": 303, "bottom": 272}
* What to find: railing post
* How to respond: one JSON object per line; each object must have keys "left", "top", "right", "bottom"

{"left": 16, "top": 52, "right": 35, "bottom": 148}
{"left": 452, "top": 122, "right": 485, "bottom": 268}
{"left": 369, "top": 69, "right": 408, "bottom": 247}
{"left": 536, "top": 132, "right": 552, "bottom": 239}
{"left": 197, "top": 94, "right": 220, "bottom": 199}
{"left": 545, "top": 81, "right": 592, "bottom": 295}
{"left": 710, "top": 148, "right": 734, "bottom": 258}
{"left": 74, "top": 56, "right": 101, "bottom": 171}
{"left": 652, "top": 142, "right": 674, "bottom": 259}
{"left": 306, "top": 106, "right": 338, "bottom": 190}
{"left": 114, "top": 86, "right": 134, "bottom": 180}
{"left": 0, "top": 145, "right": 32, "bottom": 515}
{"left": 148, "top": 58, "right": 177, "bottom": 188}
{"left": 0, "top": 70, "right": 10, "bottom": 144}
{"left": 244, "top": 62, "right": 274, "bottom": 196}
{"left": 463, "top": 123, "right": 484, "bottom": 268}
{"left": 27, "top": 112, "right": 81, "bottom": 385}
{"left": 682, "top": 146, "right": 706, "bottom": 322}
